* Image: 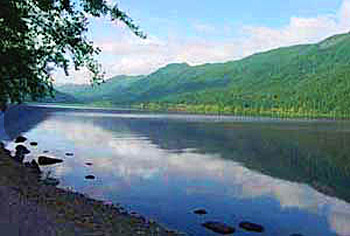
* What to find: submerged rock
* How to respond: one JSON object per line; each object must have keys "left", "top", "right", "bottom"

{"left": 38, "top": 156, "right": 63, "bottom": 165}
{"left": 202, "top": 221, "right": 235, "bottom": 234}
{"left": 85, "top": 175, "right": 95, "bottom": 180}
{"left": 239, "top": 221, "right": 264, "bottom": 233}
{"left": 43, "top": 150, "right": 49, "bottom": 153}
{"left": 65, "top": 152, "right": 74, "bottom": 156}
{"left": 85, "top": 162, "right": 93, "bottom": 166}
{"left": 15, "top": 136, "right": 27, "bottom": 143}
{"left": 30, "top": 142, "right": 38, "bottom": 146}
{"left": 193, "top": 208, "right": 207, "bottom": 215}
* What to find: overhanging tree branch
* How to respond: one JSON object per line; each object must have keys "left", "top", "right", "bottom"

{"left": 0, "top": 0, "right": 146, "bottom": 104}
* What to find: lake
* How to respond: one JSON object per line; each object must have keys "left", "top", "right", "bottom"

{"left": 1, "top": 105, "right": 350, "bottom": 235}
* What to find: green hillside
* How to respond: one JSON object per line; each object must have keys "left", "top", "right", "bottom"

{"left": 55, "top": 33, "right": 350, "bottom": 118}
{"left": 37, "top": 90, "right": 78, "bottom": 104}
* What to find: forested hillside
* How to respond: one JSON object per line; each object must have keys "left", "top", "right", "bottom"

{"left": 54, "top": 33, "right": 350, "bottom": 117}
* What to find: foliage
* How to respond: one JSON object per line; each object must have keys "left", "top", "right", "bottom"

{"left": 56, "top": 32, "right": 350, "bottom": 118}
{"left": 0, "top": 0, "right": 145, "bottom": 105}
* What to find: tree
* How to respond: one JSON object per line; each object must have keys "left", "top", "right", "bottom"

{"left": 0, "top": 0, "right": 145, "bottom": 107}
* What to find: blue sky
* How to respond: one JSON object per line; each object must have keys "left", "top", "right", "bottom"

{"left": 57, "top": 0, "right": 350, "bottom": 84}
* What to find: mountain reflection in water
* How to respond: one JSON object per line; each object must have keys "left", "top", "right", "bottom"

{"left": 4, "top": 106, "right": 350, "bottom": 235}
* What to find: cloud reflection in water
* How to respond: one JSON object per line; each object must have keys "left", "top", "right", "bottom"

{"left": 26, "top": 114, "right": 350, "bottom": 236}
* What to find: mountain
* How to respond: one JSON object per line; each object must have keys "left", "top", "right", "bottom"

{"left": 54, "top": 33, "right": 350, "bottom": 117}
{"left": 36, "top": 90, "right": 78, "bottom": 103}
{"left": 55, "top": 75, "right": 144, "bottom": 105}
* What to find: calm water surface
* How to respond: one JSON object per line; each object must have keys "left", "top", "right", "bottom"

{"left": 2, "top": 105, "right": 350, "bottom": 236}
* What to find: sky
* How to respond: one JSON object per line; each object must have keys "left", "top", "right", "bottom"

{"left": 56, "top": 0, "right": 350, "bottom": 84}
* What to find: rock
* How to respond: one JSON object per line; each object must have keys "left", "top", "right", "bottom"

{"left": 30, "top": 160, "right": 41, "bottom": 173}
{"left": 13, "top": 153, "right": 25, "bottom": 163}
{"left": 202, "top": 221, "right": 235, "bottom": 235}
{"left": 193, "top": 208, "right": 207, "bottom": 215}
{"left": 24, "top": 160, "right": 41, "bottom": 173}
{"left": 29, "top": 142, "right": 38, "bottom": 146}
{"left": 312, "top": 181, "right": 336, "bottom": 197}
{"left": 15, "top": 136, "right": 27, "bottom": 143}
{"left": 2, "top": 148, "right": 11, "bottom": 156}
{"left": 0, "top": 142, "right": 11, "bottom": 156}
{"left": 38, "top": 156, "right": 63, "bottom": 165}
{"left": 42, "top": 177, "right": 60, "bottom": 186}
{"left": 85, "top": 162, "right": 93, "bottom": 166}
{"left": 14, "top": 145, "right": 30, "bottom": 162}
{"left": 239, "top": 221, "right": 264, "bottom": 233}
{"left": 15, "top": 145, "right": 30, "bottom": 154}
{"left": 290, "top": 234, "right": 304, "bottom": 236}
{"left": 65, "top": 152, "right": 74, "bottom": 156}
{"left": 85, "top": 175, "right": 95, "bottom": 180}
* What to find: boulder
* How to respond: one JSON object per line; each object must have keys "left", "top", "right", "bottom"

{"left": 202, "top": 221, "right": 235, "bottom": 235}
{"left": 15, "top": 136, "right": 27, "bottom": 143}
{"left": 30, "top": 142, "right": 38, "bottom": 146}
{"left": 85, "top": 175, "right": 95, "bottom": 180}
{"left": 38, "top": 156, "right": 63, "bottom": 165}
{"left": 239, "top": 221, "right": 264, "bottom": 233}
{"left": 193, "top": 208, "right": 208, "bottom": 215}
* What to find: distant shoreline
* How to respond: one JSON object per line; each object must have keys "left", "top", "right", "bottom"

{"left": 25, "top": 102, "right": 348, "bottom": 121}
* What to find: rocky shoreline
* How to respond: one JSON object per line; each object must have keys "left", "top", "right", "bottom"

{"left": 0, "top": 135, "right": 306, "bottom": 236}
{"left": 0, "top": 141, "right": 182, "bottom": 236}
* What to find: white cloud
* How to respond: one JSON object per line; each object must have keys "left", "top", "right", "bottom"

{"left": 340, "top": 0, "right": 350, "bottom": 27}
{"left": 192, "top": 22, "right": 217, "bottom": 34}
{"left": 55, "top": 0, "right": 350, "bottom": 84}
{"left": 238, "top": 15, "right": 339, "bottom": 57}
{"left": 54, "top": 67, "right": 94, "bottom": 85}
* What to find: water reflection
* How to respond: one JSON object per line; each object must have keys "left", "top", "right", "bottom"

{"left": 7, "top": 108, "right": 350, "bottom": 235}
